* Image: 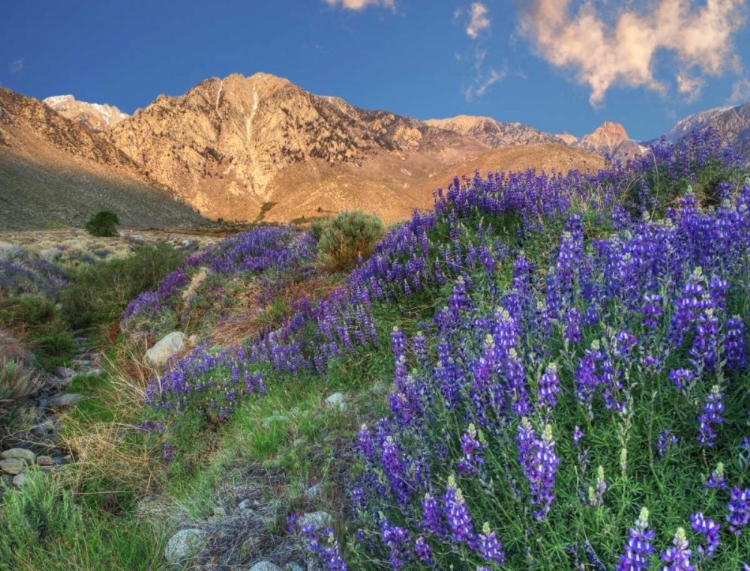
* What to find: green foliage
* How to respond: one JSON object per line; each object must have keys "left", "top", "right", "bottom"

{"left": 60, "top": 244, "right": 183, "bottom": 331}
{"left": 0, "top": 470, "right": 165, "bottom": 570}
{"left": 84, "top": 211, "right": 120, "bottom": 238}
{"left": 315, "top": 210, "right": 385, "bottom": 272}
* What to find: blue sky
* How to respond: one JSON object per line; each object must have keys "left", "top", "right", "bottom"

{"left": 1, "top": 0, "right": 749, "bottom": 142}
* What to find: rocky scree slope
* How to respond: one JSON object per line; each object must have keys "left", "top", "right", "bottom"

{"left": 424, "top": 115, "right": 565, "bottom": 148}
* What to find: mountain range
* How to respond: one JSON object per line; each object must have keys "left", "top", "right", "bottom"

{"left": 1, "top": 72, "right": 748, "bottom": 230}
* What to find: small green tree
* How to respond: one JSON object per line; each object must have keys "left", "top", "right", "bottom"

{"left": 316, "top": 210, "right": 385, "bottom": 273}
{"left": 85, "top": 211, "right": 119, "bottom": 237}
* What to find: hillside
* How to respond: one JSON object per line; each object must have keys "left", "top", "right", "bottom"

{"left": 660, "top": 101, "right": 750, "bottom": 165}
{"left": 0, "top": 88, "right": 207, "bottom": 230}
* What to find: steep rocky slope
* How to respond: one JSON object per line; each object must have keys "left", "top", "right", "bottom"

{"left": 424, "top": 115, "right": 564, "bottom": 148}
{"left": 0, "top": 88, "right": 206, "bottom": 230}
{"left": 43, "top": 95, "right": 129, "bottom": 131}
{"left": 576, "top": 121, "right": 647, "bottom": 161}
{"left": 108, "top": 73, "right": 491, "bottom": 223}
{"left": 660, "top": 102, "right": 750, "bottom": 165}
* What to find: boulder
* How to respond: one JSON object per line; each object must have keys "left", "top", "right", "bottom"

{"left": 43, "top": 394, "right": 85, "bottom": 409}
{"left": 0, "top": 458, "right": 24, "bottom": 475}
{"left": 164, "top": 528, "right": 206, "bottom": 564}
{"left": 297, "top": 511, "right": 332, "bottom": 531}
{"left": 248, "top": 562, "right": 282, "bottom": 571}
{"left": 1, "top": 448, "right": 36, "bottom": 462}
{"left": 145, "top": 332, "right": 186, "bottom": 366}
{"left": 325, "top": 392, "right": 346, "bottom": 411}
{"left": 12, "top": 473, "right": 29, "bottom": 486}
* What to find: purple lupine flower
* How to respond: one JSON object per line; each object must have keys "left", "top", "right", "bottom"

{"left": 537, "top": 363, "right": 561, "bottom": 412}
{"left": 659, "top": 528, "right": 694, "bottom": 571}
{"left": 657, "top": 430, "right": 678, "bottom": 460}
{"left": 380, "top": 518, "right": 411, "bottom": 570}
{"left": 564, "top": 307, "right": 583, "bottom": 345}
{"left": 704, "top": 462, "right": 727, "bottom": 490}
{"left": 727, "top": 487, "right": 750, "bottom": 535}
{"left": 726, "top": 316, "right": 748, "bottom": 373}
{"left": 667, "top": 368, "right": 694, "bottom": 392}
{"left": 458, "top": 423, "right": 484, "bottom": 476}
{"left": 517, "top": 419, "right": 560, "bottom": 520}
{"left": 588, "top": 466, "right": 607, "bottom": 507}
{"left": 476, "top": 522, "right": 505, "bottom": 565}
{"left": 421, "top": 493, "right": 446, "bottom": 537}
{"left": 442, "top": 475, "right": 476, "bottom": 546}
{"left": 616, "top": 507, "right": 655, "bottom": 571}
{"left": 697, "top": 385, "right": 725, "bottom": 448}
{"left": 690, "top": 512, "right": 720, "bottom": 560}
{"left": 413, "top": 536, "right": 432, "bottom": 563}
{"left": 573, "top": 426, "right": 584, "bottom": 446}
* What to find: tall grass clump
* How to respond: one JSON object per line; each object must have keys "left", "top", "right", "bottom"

{"left": 61, "top": 243, "right": 183, "bottom": 332}
{"left": 315, "top": 210, "right": 385, "bottom": 272}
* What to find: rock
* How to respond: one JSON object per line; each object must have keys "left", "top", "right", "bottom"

{"left": 43, "top": 394, "right": 85, "bottom": 409}
{"left": 262, "top": 415, "right": 289, "bottom": 427}
{"left": 31, "top": 419, "right": 56, "bottom": 437}
{"left": 40, "top": 247, "right": 62, "bottom": 262}
{"left": 284, "top": 563, "right": 304, "bottom": 571}
{"left": 237, "top": 499, "right": 255, "bottom": 511}
{"left": 248, "top": 562, "right": 282, "bottom": 571}
{"left": 144, "top": 332, "right": 186, "bottom": 366}
{"left": 0, "top": 458, "right": 24, "bottom": 475}
{"left": 325, "top": 392, "right": 346, "bottom": 411}
{"left": 371, "top": 383, "right": 387, "bottom": 395}
{"left": 304, "top": 484, "right": 321, "bottom": 501}
{"left": 55, "top": 366, "right": 76, "bottom": 379}
{"left": 164, "top": 528, "right": 207, "bottom": 564}
{"left": 12, "top": 473, "right": 29, "bottom": 486}
{"left": 1, "top": 448, "right": 36, "bottom": 462}
{"left": 297, "top": 511, "right": 332, "bottom": 531}
{"left": 87, "top": 368, "right": 104, "bottom": 378}
{"left": 37, "top": 456, "right": 54, "bottom": 466}
{"left": 212, "top": 507, "right": 226, "bottom": 518}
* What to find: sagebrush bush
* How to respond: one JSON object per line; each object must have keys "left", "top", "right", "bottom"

{"left": 316, "top": 210, "right": 384, "bottom": 272}
{"left": 85, "top": 210, "right": 120, "bottom": 237}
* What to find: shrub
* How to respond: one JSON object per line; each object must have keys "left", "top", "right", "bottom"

{"left": 316, "top": 211, "right": 384, "bottom": 273}
{"left": 85, "top": 210, "right": 120, "bottom": 237}
{"left": 61, "top": 244, "right": 183, "bottom": 331}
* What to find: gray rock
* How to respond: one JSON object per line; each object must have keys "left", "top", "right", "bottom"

{"left": 284, "top": 563, "right": 304, "bottom": 571}
{"left": 12, "top": 473, "right": 29, "bottom": 486}
{"left": 55, "top": 366, "right": 76, "bottom": 379}
{"left": 212, "top": 507, "right": 226, "bottom": 518}
{"left": 1, "top": 448, "right": 36, "bottom": 462}
{"left": 371, "top": 383, "right": 388, "bottom": 395}
{"left": 37, "top": 456, "right": 54, "bottom": 466}
{"left": 248, "top": 562, "right": 282, "bottom": 571}
{"left": 262, "top": 415, "right": 289, "bottom": 427}
{"left": 0, "top": 458, "right": 24, "bottom": 475}
{"left": 297, "top": 511, "right": 332, "bottom": 531}
{"left": 237, "top": 499, "right": 255, "bottom": 511}
{"left": 44, "top": 394, "right": 85, "bottom": 409}
{"left": 324, "top": 392, "right": 346, "bottom": 411}
{"left": 31, "top": 419, "right": 56, "bottom": 437}
{"left": 164, "top": 528, "right": 206, "bottom": 564}
{"left": 304, "top": 484, "right": 322, "bottom": 501}
{"left": 144, "top": 332, "right": 186, "bottom": 366}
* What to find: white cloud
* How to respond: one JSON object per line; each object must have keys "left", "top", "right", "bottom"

{"left": 466, "top": 2, "right": 491, "bottom": 38}
{"left": 730, "top": 78, "right": 750, "bottom": 103}
{"left": 676, "top": 73, "right": 705, "bottom": 103}
{"left": 10, "top": 59, "right": 23, "bottom": 74}
{"left": 325, "top": 0, "right": 394, "bottom": 10}
{"left": 463, "top": 49, "right": 506, "bottom": 101}
{"left": 518, "top": 0, "right": 748, "bottom": 105}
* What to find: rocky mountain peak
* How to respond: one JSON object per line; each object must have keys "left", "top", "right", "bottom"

{"left": 43, "top": 94, "right": 129, "bottom": 132}
{"left": 578, "top": 122, "right": 629, "bottom": 154}
{"left": 425, "top": 115, "right": 563, "bottom": 148}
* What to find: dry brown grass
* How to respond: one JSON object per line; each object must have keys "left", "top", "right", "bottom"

{"left": 210, "top": 275, "right": 342, "bottom": 347}
{"left": 0, "top": 328, "right": 45, "bottom": 400}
